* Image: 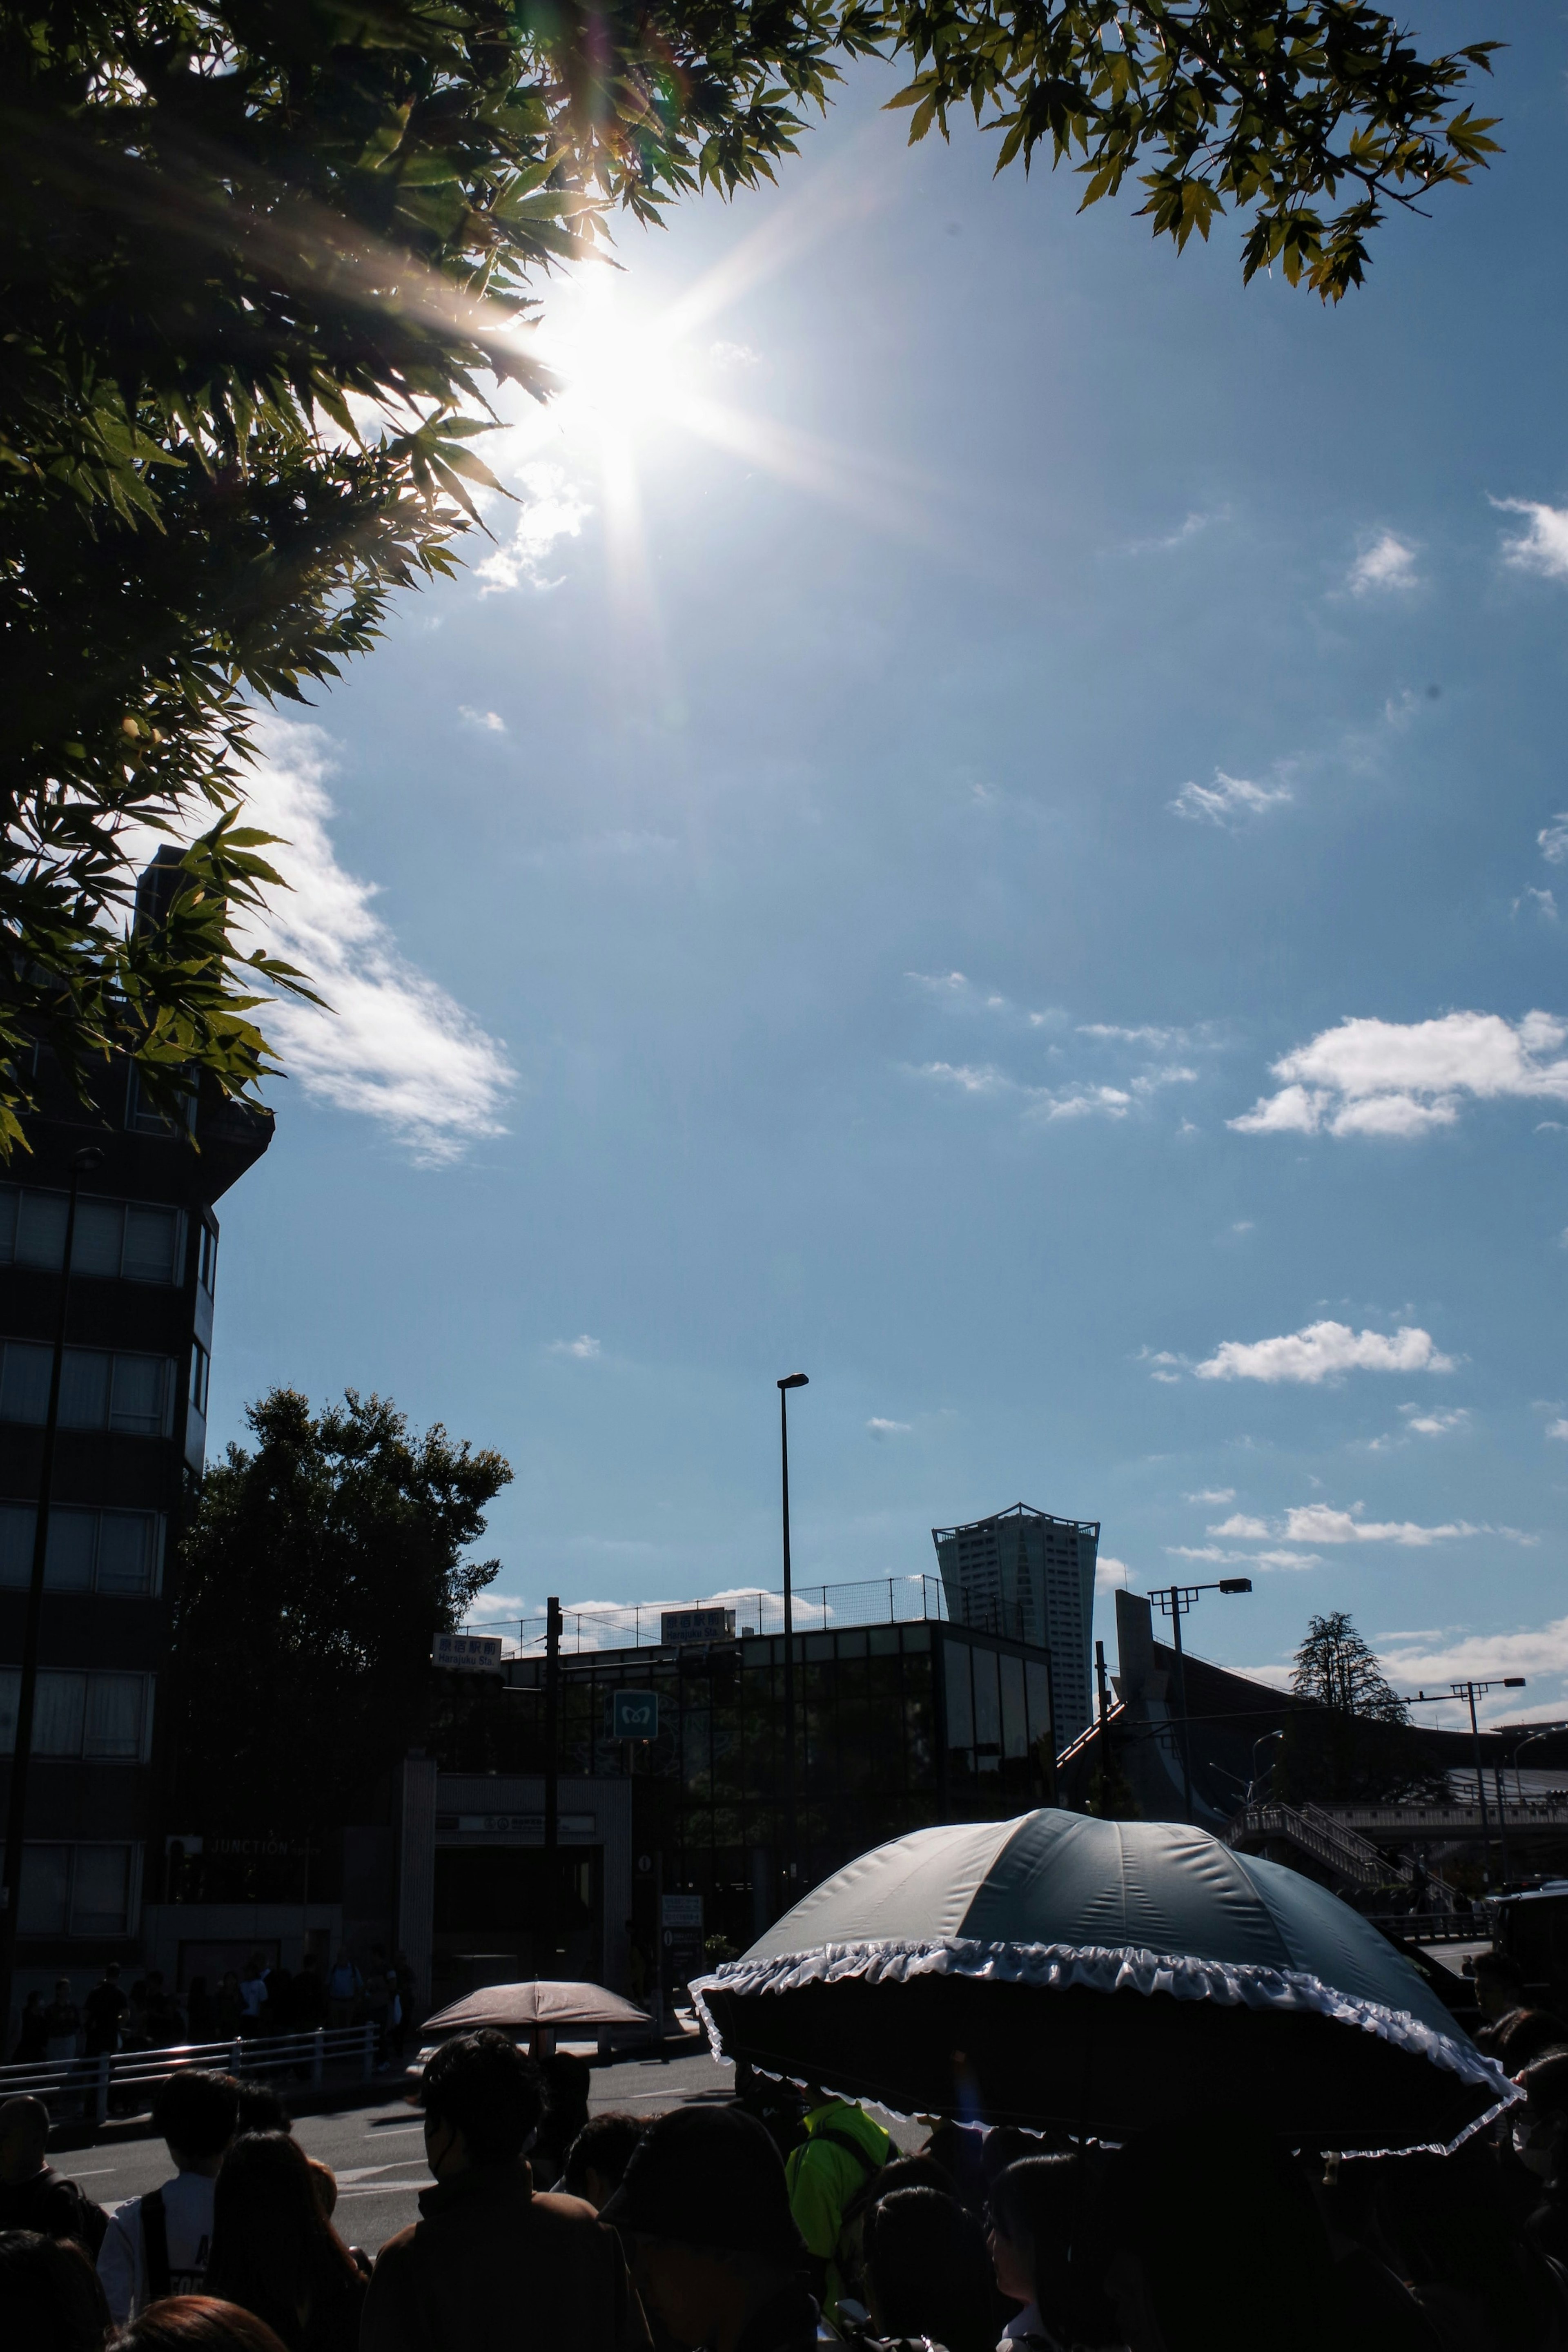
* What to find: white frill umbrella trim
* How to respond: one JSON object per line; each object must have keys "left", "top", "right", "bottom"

{"left": 688, "top": 1936, "right": 1521, "bottom": 2158}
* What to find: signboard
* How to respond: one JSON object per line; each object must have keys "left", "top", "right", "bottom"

{"left": 659, "top": 1607, "right": 735, "bottom": 1647}
{"left": 432, "top": 1632, "right": 503, "bottom": 1674}
{"left": 662, "top": 1892, "right": 705, "bottom": 1995}
{"left": 451, "top": 1813, "right": 596, "bottom": 1837}
{"left": 611, "top": 1690, "right": 659, "bottom": 1741}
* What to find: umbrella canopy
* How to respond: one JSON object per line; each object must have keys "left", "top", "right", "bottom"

{"left": 422, "top": 1980, "right": 651, "bottom": 2034}
{"left": 691, "top": 1812, "right": 1516, "bottom": 2154}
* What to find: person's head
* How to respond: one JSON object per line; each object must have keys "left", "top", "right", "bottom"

{"left": 22, "top": 1992, "right": 40, "bottom": 2013}
{"left": 868, "top": 2154, "right": 953, "bottom": 2202}
{"left": 1492, "top": 2007, "right": 1568, "bottom": 2074}
{"left": 1515, "top": 2051, "right": 1568, "bottom": 2183}
{"left": 863, "top": 2187, "right": 996, "bottom": 2352}
{"left": 919, "top": 2119, "right": 988, "bottom": 2215}
{"left": 561, "top": 2113, "right": 646, "bottom": 2209}
{"left": 101, "top": 1962, "right": 121, "bottom": 1984}
{"left": 306, "top": 2159, "right": 338, "bottom": 2222}
{"left": 541, "top": 2051, "right": 592, "bottom": 2133}
{"left": 220, "top": 1973, "right": 239, "bottom": 1994}
{"left": 1090, "top": 2125, "right": 1338, "bottom": 2352}
{"left": 151, "top": 2071, "right": 240, "bottom": 2176}
{"left": 206, "top": 2132, "right": 356, "bottom": 2336}
{"left": 0, "top": 2227, "right": 111, "bottom": 2352}
{"left": 53, "top": 1978, "right": 69, "bottom": 2001}
{"left": 1472, "top": 1951, "right": 1526, "bottom": 2022}
{"left": 602, "top": 2107, "right": 805, "bottom": 2349}
{"left": 232, "top": 2083, "right": 291, "bottom": 2138}
{"left": 419, "top": 2031, "right": 542, "bottom": 2178}
{"left": 987, "top": 2156, "right": 1081, "bottom": 2317}
{"left": 0, "top": 2096, "right": 51, "bottom": 2186}
{"left": 109, "top": 2296, "right": 290, "bottom": 2350}
{"left": 148, "top": 1973, "right": 165, "bottom": 1993}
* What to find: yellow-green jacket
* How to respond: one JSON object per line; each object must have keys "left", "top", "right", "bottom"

{"left": 784, "top": 2098, "right": 890, "bottom": 2321}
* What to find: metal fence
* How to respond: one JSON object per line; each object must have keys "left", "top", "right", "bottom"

{"left": 0, "top": 2022, "right": 380, "bottom": 2129}
{"left": 469, "top": 1572, "right": 953, "bottom": 1656}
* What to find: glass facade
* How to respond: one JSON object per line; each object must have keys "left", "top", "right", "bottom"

{"left": 431, "top": 1618, "right": 1054, "bottom": 1951}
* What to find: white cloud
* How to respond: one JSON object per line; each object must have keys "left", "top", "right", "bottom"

{"left": 1548, "top": 1418, "right": 1568, "bottom": 1442}
{"left": 1185, "top": 1488, "right": 1235, "bottom": 1504}
{"left": 1540, "top": 815, "right": 1568, "bottom": 865}
{"left": 549, "top": 1334, "right": 601, "bottom": 1360}
{"left": 1381, "top": 1617, "right": 1568, "bottom": 1721}
{"left": 1230, "top": 1010, "right": 1568, "bottom": 1139}
{"left": 1194, "top": 1320, "right": 1453, "bottom": 1385}
{"left": 236, "top": 717, "right": 514, "bottom": 1164}
{"left": 1167, "top": 1545, "right": 1232, "bottom": 1564}
{"left": 1281, "top": 1503, "right": 1475, "bottom": 1548}
{"left": 1401, "top": 1406, "right": 1470, "bottom": 1437}
{"left": 1347, "top": 531, "right": 1419, "bottom": 595}
{"left": 1209, "top": 1513, "right": 1270, "bottom": 1538}
{"left": 1124, "top": 509, "right": 1227, "bottom": 556}
{"left": 866, "top": 1417, "right": 911, "bottom": 1437}
{"left": 476, "top": 462, "right": 591, "bottom": 593}
{"left": 1516, "top": 887, "right": 1559, "bottom": 922}
{"left": 1096, "top": 1556, "right": 1132, "bottom": 1592}
{"left": 1252, "top": 1549, "right": 1322, "bottom": 1572}
{"left": 1170, "top": 770, "right": 1292, "bottom": 827}
{"left": 1496, "top": 497, "right": 1568, "bottom": 580}
{"left": 710, "top": 339, "right": 762, "bottom": 370}
{"left": 914, "top": 1063, "right": 1136, "bottom": 1122}
{"left": 459, "top": 706, "right": 506, "bottom": 733}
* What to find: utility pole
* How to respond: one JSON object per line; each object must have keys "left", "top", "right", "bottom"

{"left": 542, "top": 1596, "right": 563, "bottom": 1971}
{"left": 1409, "top": 1676, "right": 1526, "bottom": 1891}
{"left": 776, "top": 1375, "right": 808, "bottom": 1915}
{"left": 1151, "top": 1578, "right": 1253, "bottom": 1825}
{"left": 0, "top": 1146, "right": 102, "bottom": 2047}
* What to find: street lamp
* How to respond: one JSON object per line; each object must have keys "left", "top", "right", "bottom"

{"left": 1151, "top": 1578, "right": 1253, "bottom": 1823}
{"left": 0, "top": 1144, "right": 105, "bottom": 2044}
{"left": 1408, "top": 1677, "right": 1526, "bottom": 1891}
{"left": 777, "top": 1373, "right": 808, "bottom": 1913}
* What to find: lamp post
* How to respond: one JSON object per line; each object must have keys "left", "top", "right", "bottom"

{"left": 1151, "top": 1578, "right": 1253, "bottom": 1823}
{"left": 1409, "top": 1677, "right": 1526, "bottom": 1890}
{"left": 0, "top": 1144, "right": 104, "bottom": 2046}
{"left": 1512, "top": 1721, "right": 1568, "bottom": 1806}
{"left": 777, "top": 1373, "right": 808, "bottom": 1915}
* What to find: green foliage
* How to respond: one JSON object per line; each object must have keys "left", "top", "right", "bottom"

{"left": 1291, "top": 1609, "right": 1407, "bottom": 1721}
{"left": 887, "top": 4, "right": 1499, "bottom": 301}
{"left": 0, "top": 2, "right": 1497, "bottom": 1142}
{"left": 169, "top": 1386, "right": 512, "bottom": 1833}
{"left": 1278, "top": 1609, "right": 1445, "bottom": 1804}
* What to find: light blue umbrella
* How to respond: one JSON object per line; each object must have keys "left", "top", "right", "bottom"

{"left": 692, "top": 1811, "right": 1516, "bottom": 2153}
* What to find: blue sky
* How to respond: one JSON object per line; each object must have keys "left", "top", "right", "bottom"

{"left": 212, "top": 8, "right": 1568, "bottom": 1732}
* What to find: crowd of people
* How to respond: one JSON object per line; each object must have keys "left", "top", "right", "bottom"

{"left": 11, "top": 1955, "right": 417, "bottom": 2072}
{"left": 1, "top": 2002, "right": 1566, "bottom": 2352}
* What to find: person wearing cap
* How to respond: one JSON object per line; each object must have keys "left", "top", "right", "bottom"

{"left": 361, "top": 2027, "right": 648, "bottom": 2352}
{"left": 603, "top": 2105, "right": 817, "bottom": 2352}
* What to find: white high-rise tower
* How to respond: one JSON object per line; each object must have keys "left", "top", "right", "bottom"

{"left": 931, "top": 1503, "right": 1099, "bottom": 1746}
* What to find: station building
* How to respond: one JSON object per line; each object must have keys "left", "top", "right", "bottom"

{"left": 395, "top": 1607, "right": 1057, "bottom": 2012}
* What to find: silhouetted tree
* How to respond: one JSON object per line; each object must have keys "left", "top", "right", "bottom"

{"left": 169, "top": 1387, "right": 510, "bottom": 1835}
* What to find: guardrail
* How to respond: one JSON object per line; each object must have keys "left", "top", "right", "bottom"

{"left": 0, "top": 2022, "right": 380, "bottom": 2129}
{"left": 1226, "top": 1800, "right": 1458, "bottom": 1910}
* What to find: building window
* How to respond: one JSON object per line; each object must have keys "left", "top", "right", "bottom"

{"left": 19, "top": 1841, "right": 138, "bottom": 1936}
{"left": 124, "top": 1068, "right": 196, "bottom": 1137}
{"left": 0, "top": 1503, "right": 162, "bottom": 1597}
{"left": 189, "top": 1339, "right": 210, "bottom": 1418}
{"left": 0, "top": 1188, "right": 183, "bottom": 1285}
{"left": 0, "top": 1668, "right": 154, "bottom": 1761}
{"left": 0, "top": 1342, "right": 174, "bottom": 1437}
{"left": 198, "top": 1221, "right": 217, "bottom": 1296}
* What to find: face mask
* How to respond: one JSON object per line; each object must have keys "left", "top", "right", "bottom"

{"left": 1513, "top": 2119, "right": 1560, "bottom": 2179}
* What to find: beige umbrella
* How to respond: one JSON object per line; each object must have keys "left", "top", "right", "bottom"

{"left": 422, "top": 1980, "right": 652, "bottom": 2038}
